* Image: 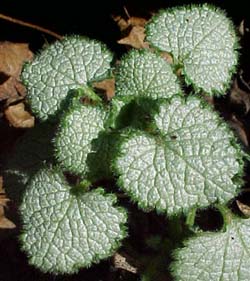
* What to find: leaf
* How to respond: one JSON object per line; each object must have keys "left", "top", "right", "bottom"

{"left": 113, "top": 14, "right": 147, "bottom": 32}
{"left": 229, "top": 115, "right": 248, "bottom": 147}
{"left": 146, "top": 4, "right": 238, "bottom": 95}
{"left": 0, "top": 42, "right": 33, "bottom": 104}
{"left": 4, "top": 102, "right": 34, "bottom": 128}
{"left": 54, "top": 99, "right": 107, "bottom": 176}
{"left": 114, "top": 96, "right": 244, "bottom": 215}
{"left": 115, "top": 49, "right": 181, "bottom": 99}
{"left": 171, "top": 218, "right": 250, "bottom": 281}
{"left": 93, "top": 78, "right": 115, "bottom": 100}
{"left": 236, "top": 200, "right": 250, "bottom": 217}
{"left": 22, "top": 36, "right": 113, "bottom": 120}
{"left": 113, "top": 252, "right": 138, "bottom": 274}
{"left": 113, "top": 14, "right": 148, "bottom": 48}
{"left": 20, "top": 167, "right": 127, "bottom": 274}
{"left": 0, "top": 176, "right": 15, "bottom": 229}
{"left": 230, "top": 78, "right": 250, "bottom": 114}
{"left": 118, "top": 26, "right": 149, "bottom": 49}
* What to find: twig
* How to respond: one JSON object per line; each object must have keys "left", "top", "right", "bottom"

{"left": 123, "top": 6, "right": 131, "bottom": 19}
{"left": 0, "top": 13, "right": 63, "bottom": 40}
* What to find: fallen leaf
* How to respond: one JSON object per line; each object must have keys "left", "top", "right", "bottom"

{"left": 114, "top": 14, "right": 148, "bottom": 49}
{"left": 236, "top": 200, "right": 250, "bottom": 217}
{"left": 112, "top": 15, "right": 129, "bottom": 32}
{"left": 93, "top": 78, "right": 115, "bottom": 100}
{"left": 113, "top": 252, "right": 138, "bottom": 274}
{"left": 0, "top": 42, "right": 33, "bottom": 104}
{"left": 118, "top": 26, "right": 149, "bottom": 49}
{"left": 128, "top": 16, "right": 147, "bottom": 28}
{"left": 0, "top": 176, "right": 16, "bottom": 229}
{"left": 113, "top": 14, "right": 147, "bottom": 31}
{"left": 4, "top": 102, "right": 35, "bottom": 128}
{"left": 229, "top": 114, "right": 248, "bottom": 146}
{"left": 230, "top": 78, "right": 250, "bottom": 114}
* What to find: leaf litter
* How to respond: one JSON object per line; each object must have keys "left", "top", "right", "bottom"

{"left": 113, "top": 9, "right": 149, "bottom": 49}
{"left": 0, "top": 176, "right": 15, "bottom": 229}
{"left": 4, "top": 103, "right": 34, "bottom": 128}
{"left": 0, "top": 42, "right": 33, "bottom": 105}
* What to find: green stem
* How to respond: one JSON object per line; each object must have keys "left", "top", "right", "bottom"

{"left": 71, "top": 180, "right": 92, "bottom": 196}
{"left": 215, "top": 204, "right": 232, "bottom": 231}
{"left": 77, "top": 179, "right": 92, "bottom": 191}
{"left": 81, "top": 85, "right": 102, "bottom": 103}
{"left": 186, "top": 207, "right": 197, "bottom": 228}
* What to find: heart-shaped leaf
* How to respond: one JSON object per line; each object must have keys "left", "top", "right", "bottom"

{"left": 171, "top": 218, "right": 250, "bottom": 281}
{"left": 22, "top": 36, "right": 113, "bottom": 120}
{"left": 115, "top": 49, "right": 181, "bottom": 99}
{"left": 114, "top": 96, "right": 244, "bottom": 215}
{"left": 20, "top": 167, "right": 127, "bottom": 274}
{"left": 54, "top": 99, "right": 107, "bottom": 176}
{"left": 146, "top": 4, "right": 238, "bottom": 95}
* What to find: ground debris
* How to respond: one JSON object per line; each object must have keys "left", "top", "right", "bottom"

{"left": 4, "top": 102, "right": 34, "bottom": 128}
{"left": 0, "top": 42, "right": 33, "bottom": 105}
{"left": 113, "top": 13, "right": 149, "bottom": 49}
{"left": 236, "top": 200, "right": 250, "bottom": 217}
{"left": 230, "top": 76, "right": 250, "bottom": 114}
{"left": 93, "top": 78, "right": 115, "bottom": 100}
{"left": 112, "top": 252, "right": 138, "bottom": 274}
{"left": 0, "top": 176, "right": 16, "bottom": 229}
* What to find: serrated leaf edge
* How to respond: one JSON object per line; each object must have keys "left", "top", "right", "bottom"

{"left": 145, "top": 3, "right": 240, "bottom": 95}
{"left": 169, "top": 217, "right": 249, "bottom": 280}
{"left": 19, "top": 166, "right": 128, "bottom": 274}
{"left": 53, "top": 100, "right": 108, "bottom": 176}
{"left": 113, "top": 95, "right": 245, "bottom": 215}
{"left": 115, "top": 48, "right": 183, "bottom": 98}
{"left": 21, "top": 35, "right": 114, "bottom": 121}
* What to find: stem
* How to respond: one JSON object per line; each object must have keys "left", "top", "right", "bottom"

{"left": 186, "top": 207, "right": 197, "bottom": 228}
{"left": 0, "top": 13, "right": 62, "bottom": 40}
{"left": 215, "top": 204, "right": 232, "bottom": 231}
{"left": 71, "top": 180, "right": 91, "bottom": 196}
{"left": 81, "top": 85, "right": 102, "bottom": 103}
{"left": 77, "top": 179, "right": 91, "bottom": 191}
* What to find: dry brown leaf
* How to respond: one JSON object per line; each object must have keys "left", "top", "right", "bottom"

{"left": 4, "top": 102, "right": 35, "bottom": 128}
{"left": 128, "top": 17, "right": 147, "bottom": 27}
{"left": 229, "top": 114, "right": 248, "bottom": 146}
{"left": 113, "top": 15, "right": 147, "bottom": 31}
{"left": 118, "top": 26, "right": 149, "bottom": 49}
{"left": 114, "top": 13, "right": 148, "bottom": 49}
{"left": 93, "top": 78, "right": 115, "bottom": 100}
{"left": 112, "top": 15, "right": 130, "bottom": 32}
{"left": 0, "top": 176, "right": 16, "bottom": 229}
{"left": 230, "top": 78, "right": 250, "bottom": 114}
{"left": 0, "top": 42, "right": 33, "bottom": 104}
{"left": 113, "top": 252, "right": 138, "bottom": 274}
{"left": 236, "top": 200, "right": 250, "bottom": 217}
